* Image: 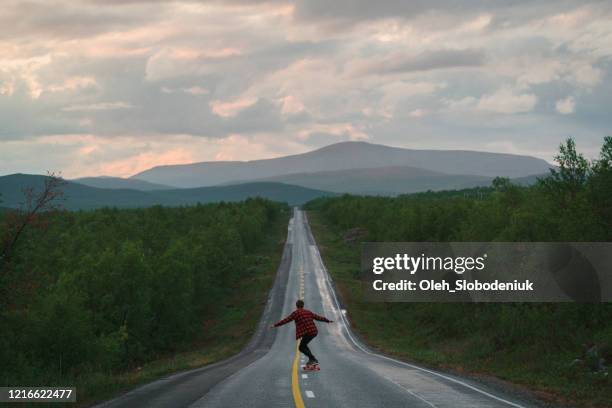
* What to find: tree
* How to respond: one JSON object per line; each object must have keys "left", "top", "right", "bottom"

{"left": 0, "top": 172, "right": 65, "bottom": 272}
{"left": 594, "top": 135, "right": 612, "bottom": 171}
{"left": 539, "top": 138, "right": 590, "bottom": 207}
{"left": 588, "top": 136, "right": 612, "bottom": 238}
{"left": 150, "top": 240, "right": 195, "bottom": 349}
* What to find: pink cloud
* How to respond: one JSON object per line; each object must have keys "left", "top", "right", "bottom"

{"left": 100, "top": 148, "right": 195, "bottom": 177}
{"left": 210, "top": 97, "right": 258, "bottom": 117}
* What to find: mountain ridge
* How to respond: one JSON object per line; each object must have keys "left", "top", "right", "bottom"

{"left": 0, "top": 174, "right": 334, "bottom": 210}
{"left": 223, "top": 166, "right": 548, "bottom": 195}
{"left": 73, "top": 176, "right": 173, "bottom": 191}
{"left": 224, "top": 165, "right": 491, "bottom": 195}
{"left": 130, "top": 141, "right": 552, "bottom": 188}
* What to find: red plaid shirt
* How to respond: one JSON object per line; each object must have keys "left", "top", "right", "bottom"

{"left": 274, "top": 308, "right": 330, "bottom": 339}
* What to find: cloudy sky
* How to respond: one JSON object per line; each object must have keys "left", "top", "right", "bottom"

{"left": 1, "top": 0, "right": 611, "bottom": 178}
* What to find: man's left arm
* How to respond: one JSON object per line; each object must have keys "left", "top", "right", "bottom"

{"left": 312, "top": 312, "right": 332, "bottom": 323}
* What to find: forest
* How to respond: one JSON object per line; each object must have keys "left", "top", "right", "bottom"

{"left": 305, "top": 137, "right": 612, "bottom": 406}
{"left": 0, "top": 198, "right": 288, "bottom": 403}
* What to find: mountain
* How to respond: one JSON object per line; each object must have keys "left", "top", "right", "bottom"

{"left": 131, "top": 141, "right": 552, "bottom": 188}
{"left": 73, "top": 176, "right": 172, "bottom": 191}
{"left": 0, "top": 174, "right": 334, "bottom": 210}
{"left": 511, "top": 173, "right": 548, "bottom": 186}
{"left": 229, "top": 167, "right": 551, "bottom": 195}
{"left": 230, "top": 166, "right": 495, "bottom": 195}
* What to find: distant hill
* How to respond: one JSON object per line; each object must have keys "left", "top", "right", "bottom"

{"left": 73, "top": 176, "right": 172, "bottom": 191}
{"left": 0, "top": 174, "right": 334, "bottom": 210}
{"left": 230, "top": 166, "right": 496, "bottom": 195}
{"left": 511, "top": 173, "right": 549, "bottom": 186}
{"left": 131, "top": 141, "right": 552, "bottom": 188}
{"left": 229, "top": 167, "right": 551, "bottom": 195}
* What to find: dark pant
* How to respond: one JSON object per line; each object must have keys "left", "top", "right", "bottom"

{"left": 299, "top": 334, "right": 317, "bottom": 362}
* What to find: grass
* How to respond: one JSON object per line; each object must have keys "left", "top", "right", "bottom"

{"left": 307, "top": 210, "right": 612, "bottom": 408}
{"left": 24, "top": 210, "right": 291, "bottom": 408}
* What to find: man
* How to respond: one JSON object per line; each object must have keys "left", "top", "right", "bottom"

{"left": 270, "top": 299, "right": 333, "bottom": 367}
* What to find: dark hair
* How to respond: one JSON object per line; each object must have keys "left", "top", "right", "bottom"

{"left": 296, "top": 299, "right": 304, "bottom": 308}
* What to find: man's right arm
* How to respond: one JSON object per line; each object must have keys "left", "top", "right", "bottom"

{"left": 272, "top": 311, "right": 295, "bottom": 327}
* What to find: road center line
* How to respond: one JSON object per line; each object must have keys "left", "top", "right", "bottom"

{"left": 292, "top": 212, "right": 308, "bottom": 407}
{"left": 292, "top": 339, "right": 306, "bottom": 408}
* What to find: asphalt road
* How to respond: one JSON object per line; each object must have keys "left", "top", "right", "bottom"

{"left": 96, "top": 208, "right": 541, "bottom": 408}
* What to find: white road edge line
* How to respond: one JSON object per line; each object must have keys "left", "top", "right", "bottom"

{"left": 305, "top": 390, "right": 315, "bottom": 398}
{"left": 383, "top": 375, "right": 438, "bottom": 408}
{"left": 307, "top": 220, "right": 527, "bottom": 408}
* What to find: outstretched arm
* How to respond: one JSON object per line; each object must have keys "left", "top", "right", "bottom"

{"left": 312, "top": 312, "right": 332, "bottom": 323}
{"left": 271, "top": 311, "right": 295, "bottom": 328}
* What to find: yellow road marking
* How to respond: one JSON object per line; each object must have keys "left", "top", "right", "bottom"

{"left": 292, "top": 341, "right": 306, "bottom": 408}
{"left": 294, "top": 248, "right": 306, "bottom": 406}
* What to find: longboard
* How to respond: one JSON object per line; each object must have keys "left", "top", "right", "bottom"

{"left": 302, "top": 364, "right": 320, "bottom": 371}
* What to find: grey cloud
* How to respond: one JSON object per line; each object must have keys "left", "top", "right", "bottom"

{"left": 86, "top": 0, "right": 287, "bottom": 4}
{"left": 82, "top": 92, "right": 285, "bottom": 137}
{"left": 363, "top": 49, "right": 486, "bottom": 76}
{"left": 565, "top": 60, "right": 612, "bottom": 132}
{"left": 31, "top": 0, "right": 607, "bottom": 34}
{"left": 0, "top": 1, "right": 163, "bottom": 40}
{"left": 301, "top": 131, "right": 355, "bottom": 147}
{"left": 224, "top": 98, "right": 284, "bottom": 134}
{"left": 0, "top": 53, "right": 268, "bottom": 139}
{"left": 72, "top": 58, "right": 285, "bottom": 136}
{"left": 0, "top": 105, "right": 83, "bottom": 140}
{"left": 292, "top": 0, "right": 595, "bottom": 25}
{"left": 1, "top": 0, "right": 611, "bottom": 172}
{"left": 285, "top": 110, "right": 312, "bottom": 125}
{"left": 293, "top": 0, "right": 443, "bottom": 22}
{"left": 143, "top": 39, "right": 336, "bottom": 101}
{"left": 0, "top": 78, "right": 87, "bottom": 140}
{"left": 83, "top": 0, "right": 586, "bottom": 26}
